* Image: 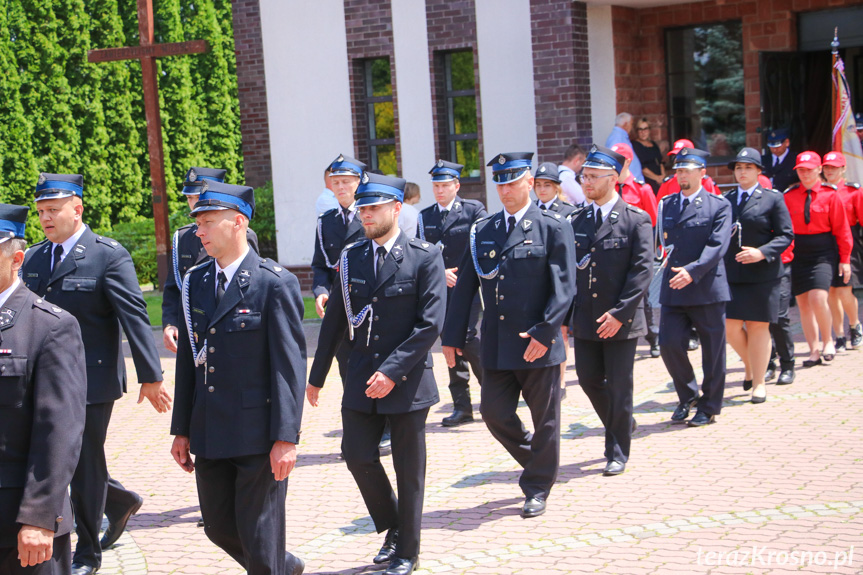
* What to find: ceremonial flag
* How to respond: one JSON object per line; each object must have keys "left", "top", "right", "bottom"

{"left": 832, "top": 30, "right": 863, "bottom": 183}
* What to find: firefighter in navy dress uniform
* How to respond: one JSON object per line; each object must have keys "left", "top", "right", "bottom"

{"left": 161, "top": 167, "right": 259, "bottom": 353}
{"left": 416, "top": 159, "right": 487, "bottom": 427}
{"left": 656, "top": 149, "right": 733, "bottom": 427}
{"left": 762, "top": 128, "right": 798, "bottom": 194}
{"left": 308, "top": 173, "right": 446, "bottom": 575}
{"left": 0, "top": 204, "right": 87, "bottom": 575}
{"left": 569, "top": 146, "right": 653, "bottom": 476}
{"left": 170, "top": 181, "right": 307, "bottom": 575}
{"left": 442, "top": 152, "right": 576, "bottom": 519}
{"left": 22, "top": 174, "right": 170, "bottom": 575}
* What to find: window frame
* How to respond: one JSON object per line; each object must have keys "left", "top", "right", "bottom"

{"left": 442, "top": 50, "right": 480, "bottom": 182}
{"left": 362, "top": 57, "right": 397, "bottom": 174}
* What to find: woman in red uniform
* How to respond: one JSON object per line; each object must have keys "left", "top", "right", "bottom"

{"left": 784, "top": 151, "right": 853, "bottom": 366}
{"left": 822, "top": 151, "right": 863, "bottom": 350}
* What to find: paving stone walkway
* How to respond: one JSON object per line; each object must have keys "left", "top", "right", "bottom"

{"left": 94, "top": 311, "right": 862, "bottom": 574}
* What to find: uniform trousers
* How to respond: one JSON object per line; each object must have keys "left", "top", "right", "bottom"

{"left": 447, "top": 294, "right": 483, "bottom": 412}
{"left": 659, "top": 302, "right": 727, "bottom": 416}
{"left": 71, "top": 402, "right": 138, "bottom": 568}
{"left": 341, "top": 407, "right": 429, "bottom": 559}
{"left": 0, "top": 534, "right": 71, "bottom": 575}
{"left": 573, "top": 338, "right": 638, "bottom": 464}
{"left": 480, "top": 367, "right": 561, "bottom": 500}
{"left": 195, "top": 453, "right": 289, "bottom": 575}
{"left": 769, "top": 268, "right": 795, "bottom": 370}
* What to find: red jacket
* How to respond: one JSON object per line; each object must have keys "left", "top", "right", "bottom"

{"left": 656, "top": 174, "right": 719, "bottom": 201}
{"left": 784, "top": 182, "right": 853, "bottom": 263}
{"left": 618, "top": 175, "right": 658, "bottom": 226}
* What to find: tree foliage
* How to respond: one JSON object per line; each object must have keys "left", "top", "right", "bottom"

{"left": 0, "top": 0, "right": 244, "bottom": 243}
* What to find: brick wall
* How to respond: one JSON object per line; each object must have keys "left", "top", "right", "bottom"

{"left": 231, "top": 0, "right": 272, "bottom": 189}
{"left": 344, "top": 0, "right": 400, "bottom": 175}
{"left": 530, "top": 0, "right": 593, "bottom": 164}
{"left": 425, "top": 0, "right": 485, "bottom": 203}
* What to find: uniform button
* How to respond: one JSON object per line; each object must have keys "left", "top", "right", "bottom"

{"left": 0, "top": 366, "right": 4, "bottom": 373}
{"left": 502, "top": 255, "right": 507, "bottom": 261}
{"left": 628, "top": 319, "right": 632, "bottom": 323}
{"left": 591, "top": 247, "right": 595, "bottom": 252}
{"left": 98, "top": 360, "right": 102, "bottom": 365}
{"left": 401, "top": 376, "right": 407, "bottom": 381}
{"left": 499, "top": 275, "right": 505, "bottom": 280}
{"left": 374, "top": 353, "right": 380, "bottom": 359}
{"left": 208, "top": 386, "right": 214, "bottom": 392}
{"left": 592, "top": 293, "right": 598, "bottom": 298}
{"left": 372, "top": 297, "right": 378, "bottom": 303}
{"left": 374, "top": 315, "right": 379, "bottom": 321}
{"left": 592, "top": 278, "right": 597, "bottom": 283}
{"left": 56, "top": 516, "right": 63, "bottom": 523}
{"left": 398, "top": 288, "right": 403, "bottom": 293}
{"left": 373, "top": 335, "right": 379, "bottom": 341}
{"left": 499, "top": 295, "right": 504, "bottom": 300}
{"left": 266, "top": 398, "right": 271, "bottom": 403}
{"left": 208, "top": 366, "right": 215, "bottom": 373}
{"left": 591, "top": 262, "right": 597, "bottom": 267}
{"left": 209, "top": 347, "right": 215, "bottom": 353}
{"left": 47, "top": 287, "right": 52, "bottom": 292}
{"left": 499, "top": 315, "right": 505, "bottom": 320}
{"left": 209, "top": 328, "right": 216, "bottom": 334}
{"left": 240, "top": 322, "right": 246, "bottom": 328}
{"left": 551, "top": 339, "right": 556, "bottom": 344}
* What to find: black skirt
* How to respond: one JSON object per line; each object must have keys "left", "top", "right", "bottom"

{"left": 791, "top": 233, "right": 837, "bottom": 296}
{"left": 727, "top": 279, "right": 780, "bottom": 323}
{"left": 849, "top": 224, "right": 863, "bottom": 288}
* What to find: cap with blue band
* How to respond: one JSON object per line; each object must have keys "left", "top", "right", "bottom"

{"left": 487, "top": 152, "right": 534, "bottom": 184}
{"left": 35, "top": 173, "right": 84, "bottom": 200}
{"left": 766, "top": 128, "right": 789, "bottom": 147}
{"left": 429, "top": 159, "right": 463, "bottom": 182}
{"left": 190, "top": 181, "right": 256, "bottom": 220}
{"left": 182, "top": 167, "right": 227, "bottom": 196}
{"left": 582, "top": 144, "right": 625, "bottom": 174}
{"left": 354, "top": 172, "right": 406, "bottom": 207}
{"left": 0, "top": 203, "right": 29, "bottom": 243}
{"left": 329, "top": 154, "right": 367, "bottom": 178}
{"left": 672, "top": 147, "right": 709, "bottom": 170}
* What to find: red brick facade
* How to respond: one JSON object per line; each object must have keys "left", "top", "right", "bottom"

{"left": 530, "top": 0, "right": 593, "bottom": 163}
{"left": 231, "top": 0, "right": 272, "bottom": 189}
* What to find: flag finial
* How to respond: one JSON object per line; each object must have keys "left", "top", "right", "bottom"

{"left": 832, "top": 28, "right": 839, "bottom": 54}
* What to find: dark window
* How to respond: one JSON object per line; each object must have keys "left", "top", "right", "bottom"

{"left": 666, "top": 22, "right": 744, "bottom": 159}
{"left": 443, "top": 51, "right": 480, "bottom": 179}
{"left": 363, "top": 58, "right": 397, "bottom": 175}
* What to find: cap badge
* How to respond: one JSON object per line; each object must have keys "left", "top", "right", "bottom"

{"left": 801, "top": 153, "right": 811, "bottom": 161}
{"left": 37, "top": 173, "right": 46, "bottom": 185}
{"left": 189, "top": 169, "right": 197, "bottom": 182}
{"left": 741, "top": 150, "right": 748, "bottom": 156}
{"left": 362, "top": 172, "right": 370, "bottom": 184}
{"left": 337, "top": 154, "right": 344, "bottom": 162}
{"left": 590, "top": 144, "right": 599, "bottom": 154}
{"left": 201, "top": 180, "right": 210, "bottom": 193}
{"left": 770, "top": 131, "right": 776, "bottom": 138}
{"left": 498, "top": 155, "right": 506, "bottom": 165}
{"left": 437, "top": 159, "right": 444, "bottom": 168}
{"left": 826, "top": 153, "right": 836, "bottom": 160}
{"left": 539, "top": 165, "right": 546, "bottom": 173}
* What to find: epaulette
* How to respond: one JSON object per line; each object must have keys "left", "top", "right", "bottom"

{"left": 541, "top": 209, "right": 564, "bottom": 221}
{"left": 418, "top": 204, "right": 436, "bottom": 216}
{"left": 561, "top": 200, "right": 576, "bottom": 207}
{"left": 33, "top": 297, "right": 65, "bottom": 318}
{"left": 176, "top": 222, "right": 196, "bottom": 232}
{"left": 659, "top": 193, "right": 675, "bottom": 202}
{"left": 408, "top": 237, "right": 433, "bottom": 251}
{"left": 185, "top": 261, "right": 211, "bottom": 278}
{"left": 783, "top": 183, "right": 801, "bottom": 193}
{"left": 259, "top": 258, "right": 286, "bottom": 276}
{"left": 320, "top": 207, "right": 338, "bottom": 219}
{"left": 847, "top": 182, "right": 860, "bottom": 190}
{"left": 95, "top": 235, "right": 120, "bottom": 249}
{"left": 626, "top": 204, "right": 644, "bottom": 214}
{"left": 823, "top": 183, "right": 838, "bottom": 191}
{"left": 663, "top": 175, "right": 674, "bottom": 183}
{"left": 343, "top": 239, "right": 368, "bottom": 252}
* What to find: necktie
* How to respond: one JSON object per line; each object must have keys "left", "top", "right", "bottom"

{"left": 440, "top": 209, "right": 449, "bottom": 225}
{"left": 682, "top": 197, "right": 690, "bottom": 210}
{"left": 595, "top": 208, "right": 603, "bottom": 229}
{"left": 340, "top": 207, "right": 350, "bottom": 228}
{"left": 738, "top": 192, "right": 750, "bottom": 208}
{"left": 774, "top": 156, "right": 779, "bottom": 167}
{"left": 52, "top": 244, "right": 64, "bottom": 273}
{"left": 804, "top": 190, "right": 812, "bottom": 225}
{"left": 216, "top": 271, "right": 226, "bottom": 304}
{"left": 376, "top": 246, "right": 387, "bottom": 277}
{"left": 507, "top": 216, "right": 517, "bottom": 235}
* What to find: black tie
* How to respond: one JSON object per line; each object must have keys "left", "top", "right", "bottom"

{"left": 738, "top": 192, "right": 750, "bottom": 209}
{"left": 376, "top": 246, "right": 387, "bottom": 277}
{"left": 52, "top": 244, "right": 64, "bottom": 273}
{"left": 216, "top": 271, "right": 226, "bottom": 304}
{"left": 804, "top": 190, "right": 812, "bottom": 225}
{"left": 440, "top": 209, "right": 449, "bottom": 225}
{"left": 682, "top": 197, "right": 690, "bottom": 210}
{"left": 507, "top": 216, "right": 517, "bottom": 235}
{"left": 341, "top": 207, "right": 350, "bottom": 229}
{"left": 595, "top": 209, "right": 603, "bottom": 229}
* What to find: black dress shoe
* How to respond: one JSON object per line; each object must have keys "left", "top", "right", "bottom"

{"left": 671, "top": 397, "right": 698, "bottom": 422}
{"left": 777, "top": 369, "right": 795, "bottom": 385}
{"left": 71, "top": 564, "right": 97, "bottom": 575}
{"left": 742, "top": 379, "right": 753, "bottom": 391}
{"left": 688, "top": 337, "right": 700, "bottom": 351}
{"left": 373, "top": 528, "right": 398, "bottom": 564}
{"left": 285, "top": 551, "right": 305, "bottom": 575}
{"left": 631, "top": 417, "right": 638, "bottom": 433}
{"left": 802, "top": 358, "right": 822, "bottom": 368}
{"left": 765, "top": 363, "right": 777, "bottom": 382}
{"left": 687, "top": 411, "right": 716, "bottom": 427}
{"left": 197, "top": 518, "right": 204, "bottom": 527}
{"left": 100, "top": 493, "right": 143, "bottom": 549}
{"left": 378, "top": 433, "right": 392, "bottom": 456}
{"left": 650, "top": 342, "right": 661, "bottom": 358}
{"left": 603, "top": 460, "right": 625, "bottom": 476}
{"left": 521, "top": 496, "right": 546, "bottom": 518}
{"left": 385, "top": 556, "right": 418, "bottom": 575}
{"left": 441, "top": 410, "right": 474, "bottom": 427}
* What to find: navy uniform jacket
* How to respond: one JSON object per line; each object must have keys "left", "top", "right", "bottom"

{"left": 22, "top": 227, "right": 163, "bottom": 404}
{"left": 441, "top": 203, "right": 576, "bottom": 370}
{"left": 762, "top": 151, "right": 798, "bottom": 194}
{"left": 658, "top": 191, "right": 733, "bottom": 307}
{"left": 723, "top": 185, "right": 794, "bottom": 284}
{"left": 171, "top": 250, "right": 306, "bottom": 459}
{"left": 570, "top": 198, "right": 653, "bottom": 341}
{"left": 308, "top": 233, "right": 445, "bottom": 414}
{"left": 312, "top": 208, "right": 365, "bottom": 298}
{"left": 0, "top": 284, "right": 86, "bottom": 547}
{"left": 162, "top": 223, "right": 259, "bottom": 329}
{"left": 537, "top": 198, "right": 578, "bottom": 219}
{"left": 417, "top": 197, "right": 488, "bottom": 269}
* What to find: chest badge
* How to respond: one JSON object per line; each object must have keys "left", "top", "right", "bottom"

{"left": 489, "top": 250, "right": 496, "bottom": 259}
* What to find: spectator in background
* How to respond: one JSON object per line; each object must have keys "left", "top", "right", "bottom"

{"left": 631, "top": 118, "right": 665, "bottom": 194}
{"left": 762, "top": 129, "right": 798, "bottom": 193}
{"left": 315, "top": 166, "right": 339, "bottom": 215}
{"left": 605, "top": 113, "right": 644, "bottom": 181}
{"left": 399, "top": 182, "right": 421, "bottom": 238}
{"left": 559, "top": 143, "right": 586, "bottom": 206}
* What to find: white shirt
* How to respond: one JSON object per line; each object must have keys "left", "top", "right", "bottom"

{"left": 680, "top": 188, "right": 703, "bottom": 205}
{"left": 214, "top": 246, "right": 250, "bottom": 297}
{"left": 504, "top": 202, "right": 532, "bottom": 232}
{"left": 372, "top": 234, "right": 400, "bottom": 278}
{"left": 315, "top": 188, "right": 339, "bottom": 215}
{"left": 436, "top": 198, "right": 456, "bottom": 213}
{"left": 52, "top": 224, "right": 88, "bottom": 269}
{"left": 558, "top": 165, "right": 586, "bottom": 205}
{"left": 771, "top": 149, "right": 789, "bottom": 167}
{"left": 338, "top": 202, "right": 357, "bottom": 224}
{"left": 0, "top": 278, "right": 21, "bottom": 309}
{"left": 593, "top": 192, "right": 619, "bottom": 222}
{"left": 737, "top": 183, "right": 758, "bottom": 205}
{"left": 398, "top": 203, "right": 419, "bottom": 239}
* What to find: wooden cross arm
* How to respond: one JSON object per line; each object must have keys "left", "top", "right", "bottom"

{"left": 87, "top": 40, "right": 208, "bottom": 63}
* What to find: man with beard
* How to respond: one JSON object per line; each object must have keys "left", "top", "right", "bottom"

{"left": 308, "top": 173, "right": 446, "bottom": 575}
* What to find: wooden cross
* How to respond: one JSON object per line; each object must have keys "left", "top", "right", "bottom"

{"left": 88, "top": 0, "right": 208, "bottom": 289}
